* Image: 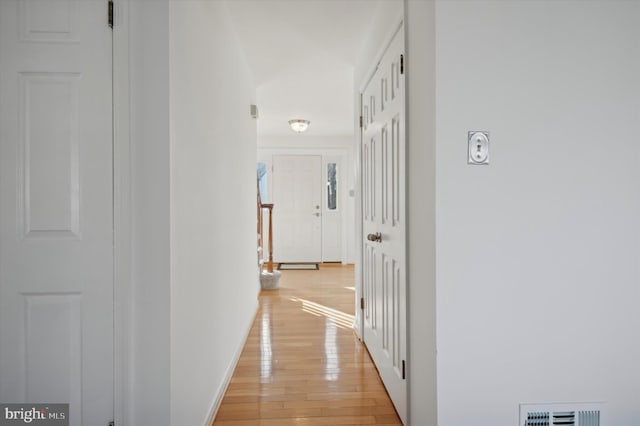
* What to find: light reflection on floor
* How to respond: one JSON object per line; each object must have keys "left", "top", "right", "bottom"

{"left": 324, "top": 319, "right": 339, "bottom": 381}
{"left": 213, "top": 265, "right": 402, "bottom": 425}
{"left": 259, "top": 303, "right": 272, "bottom": 379}
{"left": 289, "top": 296, "right": 355, "bottom": 329}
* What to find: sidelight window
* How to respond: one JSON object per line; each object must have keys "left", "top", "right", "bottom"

{"left": 327, "top": 163, "right": 337, "bottom": 210}
{"left": 257, "top": 162, "right": 268, "bottom": 202}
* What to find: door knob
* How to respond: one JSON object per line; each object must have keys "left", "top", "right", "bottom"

{"left": 367, "top": 232, "right": 382, "bottom": 243}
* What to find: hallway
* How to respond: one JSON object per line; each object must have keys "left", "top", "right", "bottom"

{"left": 212, "top": 264, "right": 402, "bottom": 425}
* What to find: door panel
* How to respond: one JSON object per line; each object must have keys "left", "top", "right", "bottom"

{"left": 272, "top": 155, "right": 322, "bottom": 263}
{"left": 361, "top": 26, "right": 407, "bottom": 424}
{"left": 0, "top": 1, "right": 114, "bottom": 424}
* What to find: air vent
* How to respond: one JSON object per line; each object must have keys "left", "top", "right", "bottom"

{"left": 553, "top": 411, "right": 575, "bottom": 425}
{"left": 579, "top": 411, "right": 600, "bottom": 426}
{"left": 520, "top": 403, "right": 605, "bottom": 426}
{"left": 526, "top": 411, "right": 549, "bottom": 426}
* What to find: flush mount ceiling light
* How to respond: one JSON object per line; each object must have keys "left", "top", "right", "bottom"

{"left": 288, "top": 119, "right": 310, "bottom": 133}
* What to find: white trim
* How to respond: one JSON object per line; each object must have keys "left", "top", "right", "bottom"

{"left": 204, "top": 300, "right": 260, "bottom": 426}
{"left": 354, "top": 92, "right": 364, "bottom": 341}
{"left": 113, "top": 0, "right": 132, "bottom": 424}
{"left": 321, "top": 154, "right": 346, "bottom": 263}
{"left": 257, "top": 147, "right": 351, "bottom": 264}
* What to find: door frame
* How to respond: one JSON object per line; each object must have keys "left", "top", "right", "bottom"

{"left": 257, "top": 147, "right": 350, "bottom": 265}
{"left": 355, "top": 13, "right": 407, "bottom": 422}
{"left": 113, "top": 1, "right": 132, "bottom": 424}
{"left": 111, "top": 2, "right": 405, "bottom": 422}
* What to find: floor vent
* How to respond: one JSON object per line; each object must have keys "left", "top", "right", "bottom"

{"left": 520, "top": 403, "right": 605, "bottom": 426}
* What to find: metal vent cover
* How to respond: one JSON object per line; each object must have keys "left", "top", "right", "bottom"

{"left": 525, "top": 411, "right": 549, "bottom": 426}
{"left": 553, "top": 411, "right": 576, "bottom": 425}
{"left": 520, "top": 402, "right": 605, "bottom": 426}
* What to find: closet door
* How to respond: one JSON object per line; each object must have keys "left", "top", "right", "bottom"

{"left": 0, "top": 1, "right": 114, "bottom": 424}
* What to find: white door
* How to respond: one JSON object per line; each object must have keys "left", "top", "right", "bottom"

{"left": 0, "top": 1, "right": 114, "bottom": 425}
{"left": 322, "top": 156, "right": 342, "bottom": 262}
{"left": 272, "top": 155, "right": 322, "bottom": 263}
{"left": 361, "top": 26, "right": 407, "bottom": 423}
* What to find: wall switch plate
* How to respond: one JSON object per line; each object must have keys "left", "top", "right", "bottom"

{"left": 468, "top": 131, "right": 490, "bottom": 165}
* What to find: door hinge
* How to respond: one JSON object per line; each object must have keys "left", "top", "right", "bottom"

{"left": 108, "top": 0, "right": 114, "bottom": 29}
{"left": 400, "top": 54, "right": 404, "bottom": 74}
{"left": 360, "top": 297, "right": 364, "bottom": 310}
{"left": 359, "top": 115, "right": 363, "bottom": 128}
{"left": 402, "top": 360, "right": 406, "bottom": 379}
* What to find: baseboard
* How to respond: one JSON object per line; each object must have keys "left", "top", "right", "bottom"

{"left": 203, "top": 299, "right": 259, "bottom": 426}
{"left": 353, "top": 320, "right": 362, "bottom": 341}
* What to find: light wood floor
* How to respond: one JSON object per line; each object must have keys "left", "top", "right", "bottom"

{"left": 212, "top": 264, "right": 402, "bottom": 426}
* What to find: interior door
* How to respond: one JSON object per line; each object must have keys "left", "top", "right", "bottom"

{"left": 0, "top": 1, "right": 114, "bottom": 425}
{"left": 272, "top": 155, "right": 322, "bottom": 263}
{"left": 361, "top": 25, "right": 407, "bottom": 424}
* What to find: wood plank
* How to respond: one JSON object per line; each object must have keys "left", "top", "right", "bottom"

{"left": 212, "top": 265, "right": 402, "bottom": 425}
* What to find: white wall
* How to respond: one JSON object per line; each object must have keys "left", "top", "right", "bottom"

{"left": 169, "top": 2, "right": 258, "bottom": 425}
{"left": 256, "top": 62, "right": 355, "bottom": 136}
{"left": 435, "top": 2, "right": 640, "bottom": 425}
{"left": 129, "top": 1, "right": 171, "bottom": 425}
{"left": 405, "top": 1, "right": 438, "bottom": 425}
{"left": 259, "top": 134, "right": 352, "bottom": 149}
{"left": 354, "top": 0, "right": 404, "bottom": 85}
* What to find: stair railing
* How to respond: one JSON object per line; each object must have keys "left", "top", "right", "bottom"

{"left": 261, "top": 204, "right": 274, "bottom": 273}
{"left": 257, "top": 179, "right": 274, "bottom": 273}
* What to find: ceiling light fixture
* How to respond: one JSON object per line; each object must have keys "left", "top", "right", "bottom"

{"left": 288, "top": 119, "right": 310, "bottom": 133}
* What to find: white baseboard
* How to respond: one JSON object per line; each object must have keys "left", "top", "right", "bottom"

{"left": 203, "top": 299, "right": 259, "bottom": 426}
{"left": 353, "top": 320, "right": 362, "bottom": 341}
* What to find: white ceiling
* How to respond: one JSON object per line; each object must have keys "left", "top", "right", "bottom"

{"left": 226, "top": 0, "right": 382, "bottom": 136}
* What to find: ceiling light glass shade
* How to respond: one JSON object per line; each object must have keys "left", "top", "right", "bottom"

{"left": 288, "top": 119, "right": 310, "bottom": 133}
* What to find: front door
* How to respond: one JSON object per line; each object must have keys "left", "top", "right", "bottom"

{"left": 0, "top": 1, "right": 114, "bottom": 425}
{"left": 272, "top": 155, "right": 322, "bottom": 263}
{"left": 361, "top": 25, "right": 407, "bottom": 423}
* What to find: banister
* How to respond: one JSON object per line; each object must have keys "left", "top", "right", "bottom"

{"left": 261, "top": 204, "right": 274, "bottom": 273}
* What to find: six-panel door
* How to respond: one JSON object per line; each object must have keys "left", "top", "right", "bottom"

{"left": 0, "top": 1, "right": 114, "bottom": 424}
{"left": 361, "top": 25, "right": 407, "bottom": 424}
